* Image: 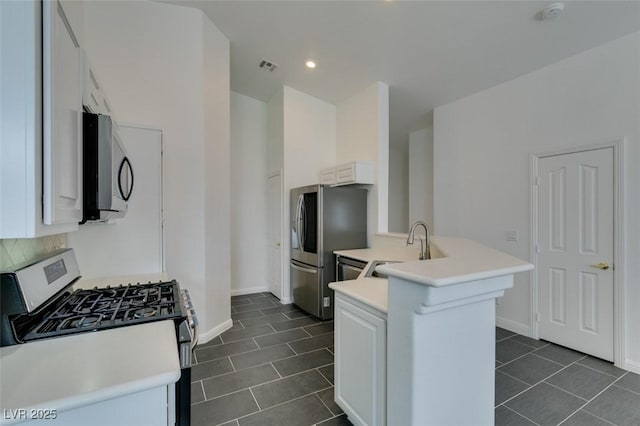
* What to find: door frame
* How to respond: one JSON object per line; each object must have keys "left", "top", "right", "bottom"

{"left": 530, "top": 138, "right": 627, "bottom": 367}
{"left": 268, "top": 169, "right": 287, "bottom": 303}
{"left": 121, "top": 123, "right": 165, "bottom": 272}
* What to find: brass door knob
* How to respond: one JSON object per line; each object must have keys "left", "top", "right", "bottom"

{"left": 591, "top": 262, "right": 610, "bottom": 270}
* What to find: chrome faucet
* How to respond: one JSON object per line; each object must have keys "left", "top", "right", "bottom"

{"left": 407, "top": 221, "right": 431, "bottom": 260}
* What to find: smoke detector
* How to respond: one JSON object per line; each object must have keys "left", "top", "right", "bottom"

{"left": 539, "top": 3, "right": 565, "bottom": 20}
{"left": 258, "top": 59, "right": 278, "bottom": 72}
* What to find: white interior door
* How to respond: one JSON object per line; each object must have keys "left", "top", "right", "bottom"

{"left": 268, "top": 173, "right": 283, "bottom": 299}
{"left": 538, "top": 147, "right": 614, "bottom": 361}
{"left": 69, "top": 126, "right": 163, "bottom": 278}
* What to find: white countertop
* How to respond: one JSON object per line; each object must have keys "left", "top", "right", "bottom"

{"left": 329, "top": 278, "right": 388, "bottom": 314}
{"left": 331, "top": 236, "right": 533, "bottom": 311}
{"left": 331, "top": 245, "right": 416, "bottom": 314}
{"left": 334, "top": 247, "right": 420, "bottom": 263}
{"left": 0, "top": 321, "right": 180, "bottom": 424}
{"left": 377, "top": 236, "right": 533, "bottom": 287}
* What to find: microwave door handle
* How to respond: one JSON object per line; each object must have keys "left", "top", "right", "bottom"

{"left": 118, "top": 157, "right": 134, "bottom": 201}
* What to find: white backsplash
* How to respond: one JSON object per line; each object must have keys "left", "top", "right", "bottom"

{"left": 0, "top": 234, "right": 67, "bottom": 270}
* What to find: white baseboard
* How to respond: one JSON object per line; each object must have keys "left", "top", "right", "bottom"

{"left": 231, "top": 286, "right": 270, "bottom": 296}
{"left": 280, "top": 297, "right": 293, "bottom": 305}
{"left": 198, "top": 319, "right": 232, "bottom": 344}
{"left": 623, "top": 359, "right": 640, "bottom": 374}
{"left": 496, "top": 316, "right": 531, "bottom": 337}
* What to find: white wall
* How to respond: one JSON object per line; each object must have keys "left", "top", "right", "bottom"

{"left": 230, "top": 92, "right": 269, "bottom": 295}
{"left": 336, "top": 82, "right": 390, "bottom": 245}
{"left": 388, "top": 148, "right": 408, "bottom": 232}
{"left": 434, "top": 32, "right": 640, "bottom": 371}
{"left": 83, "top": 1, "right": 231, "bottom": 337}
{"left": 408, "top": 126, "right": 434, "bottom": 230}
{"left": 203, "top": 14, "right": 232, "bottom": 334}
{"left": 280, "top": 86, "right": 337, "bottom": 302}
{"left": 267, "top": 90, "right": 284, "bottom": 176}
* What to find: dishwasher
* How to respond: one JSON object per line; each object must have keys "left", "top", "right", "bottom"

{"left": 335, "top": 255, "right": 368, "bottom": 281}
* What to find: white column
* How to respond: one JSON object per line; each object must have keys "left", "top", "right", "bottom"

{"left": 386, "top": 275, "right": 513, "bottom": 426}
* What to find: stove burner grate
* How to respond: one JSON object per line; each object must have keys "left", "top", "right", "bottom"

{"left": 19, "top": 281, "right": 183, "bottom": 342}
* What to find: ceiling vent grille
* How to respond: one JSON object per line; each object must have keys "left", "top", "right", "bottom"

{"left": 258, "top": 59, "right": 278, "bottom": 72}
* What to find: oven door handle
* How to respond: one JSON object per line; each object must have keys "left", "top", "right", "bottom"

{"left": 190, "top": 312, "right": 199, "bottom": 350}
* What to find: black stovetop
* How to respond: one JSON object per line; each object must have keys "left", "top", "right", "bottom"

{"left": 14, "top": 280, "right": 184, "bottom": 343}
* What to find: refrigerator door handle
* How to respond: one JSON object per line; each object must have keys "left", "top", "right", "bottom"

{"left": 296, "top": 194, "right": 304, "bottom": 252}
{"left": 290, "top": 262, "right": 318, "bottom": 274}
{"left": 300, "top": 197, "right": 306, "bottom": 250}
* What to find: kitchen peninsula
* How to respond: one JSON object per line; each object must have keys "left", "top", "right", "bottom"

{"left": 330, "top": 236, "right": 533, "bottom": 426}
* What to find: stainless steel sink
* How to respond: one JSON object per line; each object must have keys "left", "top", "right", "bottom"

{"left": 364, "top": 260, "right": 401, "bottom": 279}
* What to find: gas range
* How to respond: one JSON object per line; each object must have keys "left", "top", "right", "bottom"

{"left": 15, "top": 280, "right": 184, "bottom": 343}
{"left": 0, "top": 249, "right": 197, "bottom": 425}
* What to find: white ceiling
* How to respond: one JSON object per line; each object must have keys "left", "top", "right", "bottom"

{"left": 167, "top": 1, "right": 640, "bottom": 149}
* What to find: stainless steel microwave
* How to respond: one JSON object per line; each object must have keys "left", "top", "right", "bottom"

{"left": 81, "top": 112, "right": 133, "bottom": 223}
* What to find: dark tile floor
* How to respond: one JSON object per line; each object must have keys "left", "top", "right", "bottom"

{"left": 191, "top": 292, "right": 640, "bottom": 426}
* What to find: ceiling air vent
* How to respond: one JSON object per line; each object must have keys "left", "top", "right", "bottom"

{"left": 258, "top": 59, "right": 278, "bottom": 72}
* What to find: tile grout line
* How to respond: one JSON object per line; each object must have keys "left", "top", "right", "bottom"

{"left": 313, "top": 392, "right": 338, "bottom": 420}
{"left": 195, "top": 361, "right": 336, "bottom": 405}
{"left": 199, "top": 380, "right": 206, "bottom": 402}
{"left": 608, "top": 372, "right": 640, "bottom": 395}
{"left": 496, "top": 347, "right": 568, "bottom": 370}
{"left": 498, "top": 357, "right": 585, "bottom": 409}
{"left": 248, "top": 387, "right": 262, "bottom": 411}
{"left": 196, "top": 335, "right": 308, "bottom": 365}
{"left": 558, "top": 372, "right": 631, "bottom": 425}
{"left": 501, "top": 404, "right": 542, "bottom": 426}
{"left": 314, "top": 414, "right": 345, "bottom": 426}
{"left": 533, "top": 353, "right": 587, "bottom": 367}
{"left": 496, "top": 348, "right": 542, "bottom": 369}
{"left": 495, "top": 370, "right": 532, "bottom": 389}
{"left": 271, "top": 361, "right": 283, "bottom": 379}
{"left": 235, "top": 386, "right": 337, "bottom": 422}
{"left": 286, "top": 342, "right": 298, "bottom": 355}
{"left": 574, "top": 360, "right": 627, "bottom": 379}
{"left": 228, "top": 356, "right": 237, "bottom": 372}
{"left": 542, "top": 380, "right": 589, "bottom": 402}
{"left": 316, "top": 367, "right": 332, "bottom": 385}
{"left": 558, "top": 407, "right": 617, "bottom": 426}
{"left": 221, "top": 329, "right": 280, "bottom": 345}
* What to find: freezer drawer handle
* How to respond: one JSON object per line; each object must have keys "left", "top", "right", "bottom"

{"left": 291, "top": 263, "right": 318, "bottom": 274}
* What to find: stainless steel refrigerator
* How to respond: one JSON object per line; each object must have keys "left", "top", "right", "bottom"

{"left": 290, "top": 184, "right": 367, "bottom": 319}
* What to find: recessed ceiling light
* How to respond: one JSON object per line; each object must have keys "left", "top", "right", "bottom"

{"left": 305, "top": 60, "right": 316, "bottom": 69}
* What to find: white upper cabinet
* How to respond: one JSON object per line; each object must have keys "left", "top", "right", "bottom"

{"left": 0, "top": 0, "right": 82, "bottom": 237}
{"left": 42, "top": 0, "right": 83, "bottom": 225}
{"left": 82, "top": 53, "right": 116, "bottom": 118}
{"left": 320, "top": 161, "right": 375, "bottom": 186}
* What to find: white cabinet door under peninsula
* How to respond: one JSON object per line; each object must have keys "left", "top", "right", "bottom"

{"left": 334, "top": 294, "right": 387, "bottom": 426}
